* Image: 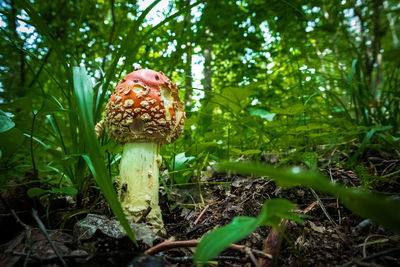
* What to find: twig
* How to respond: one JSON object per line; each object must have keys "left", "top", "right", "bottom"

{"left": 11, "top": 209, "right": 33, "bottom": 266}
{"left": 303, "top": 201, "right": 318, "bottom": 214}
{"left": 11, "top": 209, "right": 30, "bottom": 230}
{"left": 245, "top": 247, "right": 261, "bottom": 267}
{"left": 32, "top": 209, "right": 68, "bottom": 267}
{"left": 13, "top": 251, "right": 88, "bottom": 260}
{"left": 22, "top": 242, "right": 33, "bottom": 267}
{"left": 310, "top": 188, "right": 337, "bottom": 227}
{"left": 342, "top": 247, "right": 400, "bottom": 266}
{"left": 144, "top": 239, "right": 272, "bottom": 260}
{"left": 194, "top": 204, "right": 209, "bottom": 225}
{"left": 362, "top": 235, "right": 383, "bottom": 258}
{"left": 229, "top": 243, "right": 272, "bottom": 259}
{"left": 360, "top": 246, "right": 400, "bottom": 262}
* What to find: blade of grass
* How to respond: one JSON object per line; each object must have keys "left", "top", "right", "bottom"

{"left": 73, "top": 66, "right": 137, "bottom": 245}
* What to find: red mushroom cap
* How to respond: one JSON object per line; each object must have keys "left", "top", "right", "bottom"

{"left": 104, "top": 69, "right": 185, "bottom": 144}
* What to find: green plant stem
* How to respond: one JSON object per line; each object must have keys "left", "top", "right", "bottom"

{"left": 30, "top": 110, "right": 38, "bottom": 178}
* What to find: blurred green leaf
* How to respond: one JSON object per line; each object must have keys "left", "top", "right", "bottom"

{"left": 50, "top": 187, "right": 78, "bottom": 196}
{"left": 171, "top": 152, "right": 195, "bottom": 184}
{"left": 0, "top": 128, "right": 24, "bottom": 156}
{"left": 210, "top": 84, "right": 258, "bottom": 113}
{"left": 271, "top": 104, "right": 305, "bottom": 115}
{"left": 231, "top": 148, "right": 261, "bottom": 155}
{"left": 0, "top": 109, "right": 15, "bottom": 133}
{"left": 27, "top": 187, "right": 49, "bottom": 198}
{"left": 250, "top": 108, "right": 276, "bottom": 121}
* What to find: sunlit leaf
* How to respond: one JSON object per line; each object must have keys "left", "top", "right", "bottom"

{"left": 0, "top": 109, "right": 15, "bottom": 133}
{"left": 250, "top": 108, "right": 276, "bottom": 121}
{"left": 271, "top": 104, "right": 305, "bottom": 115}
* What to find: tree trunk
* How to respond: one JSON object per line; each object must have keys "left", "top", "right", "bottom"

{"left": 203, "top": 45, "right": 212, "bottom": 93}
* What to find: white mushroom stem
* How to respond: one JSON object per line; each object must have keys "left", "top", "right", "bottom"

{"left": 118, "top": 142, "right": 165, "bottom": 233}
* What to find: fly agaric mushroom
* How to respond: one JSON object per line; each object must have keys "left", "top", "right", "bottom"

{"left": 103, "top": 69, "right": 185, "bottom": 233}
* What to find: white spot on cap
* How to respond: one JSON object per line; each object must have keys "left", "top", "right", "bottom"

{"left": 141, "top": 113, "right": 151, "bottom": 120}
{"left": 124, "top": 99, "right": 134, "bottom": 107}
{"left": 115, "top": 113, "right": 122, "bottom": 121}
{"left": 140, "top": 101, "right": 150, "bottom": 109}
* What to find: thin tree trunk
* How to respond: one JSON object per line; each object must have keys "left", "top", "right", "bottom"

{"left": 183, "top": 0, "right": 193, "bottom": 116}
{"left": 203, "top": 45, "right": 212, "bottom": 93}
{"left": 185, "top": 45, "right": 193, "bottom": 115}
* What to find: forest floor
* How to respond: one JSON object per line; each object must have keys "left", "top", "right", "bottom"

{"left": 1, "top": 158, "right": 399, "bottom": 267}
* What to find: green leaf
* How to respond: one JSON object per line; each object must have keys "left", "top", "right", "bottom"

{"left": 171, "top": 152, "right": 195, "bottom": 184}
{"left": 216, "top": 162, "right": 400, "bottom": 232}
{"left": 270, "top": 104, "right": 305, "bottom": 115}
{"left": 73, "top": 66, "right": 137, "bottom": 246}
{"left": 194, "top": 198, "right": 305, "bottom": 266}
{"left": 0, "top": 127, "right": 24, "bottom": 157}
{"left": 210, "top": 84, "right": 258, "bottom": 113}
{"left": 250, "top": 108, "right": 276, "bottom": 121}
{"left": 231, "top": 149, "right": 261, "bottom": 155}
{"left": 194, "top": 216, "right": 260, "bottom": 266}
{"left": 0, "top": 109, "right": 15, "bottom": 133}
{"left": 349, "top": 125, "right": 393, "bottom": 165}
{"left": 231, "top": 148, "right": 243, "bottom": 154}
{"left": 50, "top": 187, "right": 78, "bottom": 196}
{"left": 23, "top": 133, "right": 51, "bottom": 149}
{"left": 27, "top": 187, "right": 49, "bottom": 198}
{"left": 261, "top": 198, "right": 305, "bottom": 227}
{"left": 242, "top": 149, "right": 261, "bottom": 155}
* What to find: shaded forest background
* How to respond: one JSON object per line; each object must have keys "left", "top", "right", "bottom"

{"left": 0, "top": 0, "right": 399, "bottom": 242}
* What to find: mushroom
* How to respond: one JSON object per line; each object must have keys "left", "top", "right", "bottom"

{"left": 103, "top": 69, "right": 185, "bottom": 233}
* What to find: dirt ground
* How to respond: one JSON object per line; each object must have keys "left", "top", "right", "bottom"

{"left": 1, "top": 159, "right": 399, "bottom": 267}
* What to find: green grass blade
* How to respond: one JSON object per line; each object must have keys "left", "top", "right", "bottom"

{"left": 73, "top": 66, "right": 137, "bottom": 245}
